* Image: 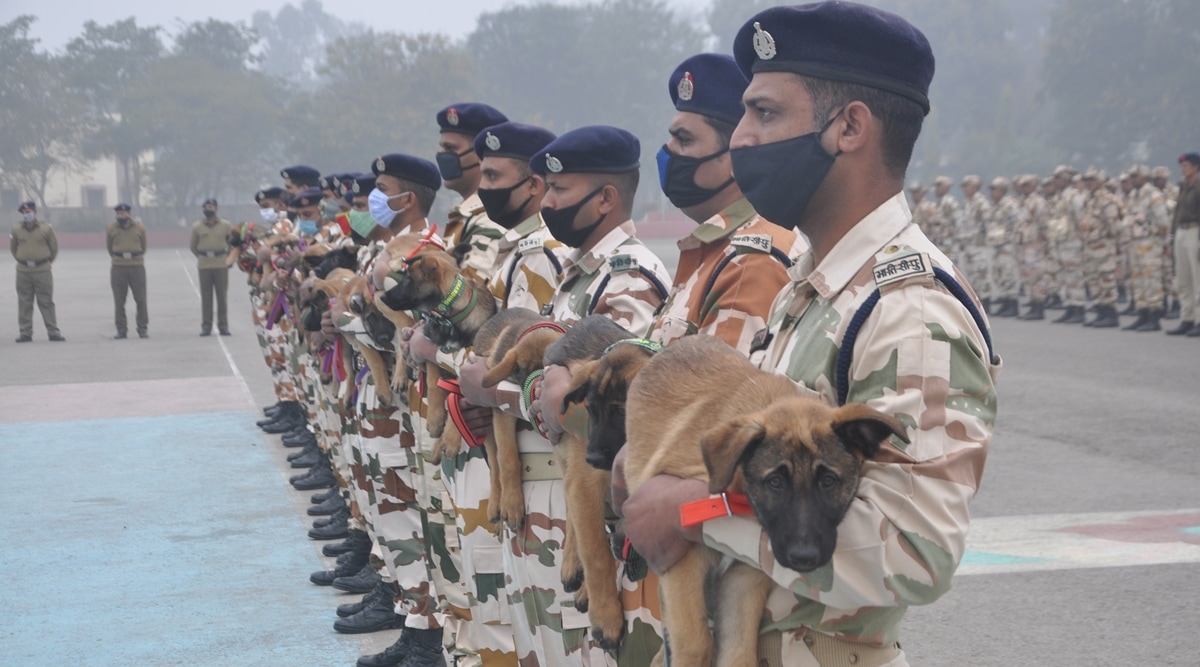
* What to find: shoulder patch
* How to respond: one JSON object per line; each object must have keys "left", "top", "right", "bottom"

{"left": 873, "top": 250, "right": 933, "bottom": 288}
{"left": 729, "top": 233, "right": 773, "bottom": 254}
{"left": 608, "top": 253, "right": 639, "bottom": 274}
{"left": 518, "top": 236, "right": 543, "bottom": 256}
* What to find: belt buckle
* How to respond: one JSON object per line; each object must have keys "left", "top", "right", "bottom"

{"left": 26, "top": 261, "right": 36, "bottom": 268}
{"left": 123, "top": 252, "right": 132, "bottom": 259}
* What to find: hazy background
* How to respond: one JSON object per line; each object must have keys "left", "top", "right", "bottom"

{"left": 3, "top": 0, "right": 1199, "bottom": 226}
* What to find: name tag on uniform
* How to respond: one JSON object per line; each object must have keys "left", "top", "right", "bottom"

{"left": 730, "top": 234, "right": 772, "bottom": 253}
{"left": 122, "top": 252, "right": 132, "bottom": 259}
{"left": 608, "top": 254, "right": 638, "bottom": 274}
{"left": 873, "top": 251, "right": 932, "bottom": 287}
{"left": 518, "top": 237, "right": 543, "bottom": 256}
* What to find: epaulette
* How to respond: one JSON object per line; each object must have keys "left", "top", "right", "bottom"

{"left": 871, "top": 245, "right": 934, "bottom": 293}
{"left": 608, "top": 253, "right": 639, "bottom": 274}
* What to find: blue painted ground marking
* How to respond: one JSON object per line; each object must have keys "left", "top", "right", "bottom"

{"left": 0, "top": 412, "right": 356, "bottom": 666}
{"left": 960, "top": 551, "right": 1051, "bottom": 567}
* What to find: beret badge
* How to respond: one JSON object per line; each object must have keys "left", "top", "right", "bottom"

{"left": 545, "top": 154, "right": 563, "bottom": 173}
{"left": 352, "top": 182, "right": 361, "bottom": 194}
{"left": 485, "top": 132, "right": 501, "bottom": 151}
{"left": 752, "top": 22, "right": 776, "bottom": 60}
{"left": 446, "top": 107, "right": 460, "bottom": 126}
{"left": 677, "top": 71, "right": 694, "bottom": 101}
{"left": 376, "top": 157, "right": 386, "bottom": 172}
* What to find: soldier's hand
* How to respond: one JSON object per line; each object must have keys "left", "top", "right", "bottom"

{"left": 320, "top": 308, "right": 337, "bottom": 338}
{"left": 531, "top": 363, "right": 571, "bottom": 444}
{"left": 458, "top": 353, "right": 499, "bottom": 408}
{"left": 622, "top": 474, "right": 708, "bottom": 575}
{"left": 407, "top": 324, "right": 438, "bottom": 365}
{"left": 459, "top": 399, "right": 494, "bottom": 441}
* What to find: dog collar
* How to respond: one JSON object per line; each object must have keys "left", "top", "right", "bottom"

{"left": 435, "top": 377, "right": 487, "bottom": 449}
{"left": 521, "top": 369, "right": 550, "bottom": 438}
{"left": 602, "top": 337, "right": 663, "bottom": 357}
{"left": 680, "top": 492, "right": 754, "bottom": 528}
{"left": 518, "top": 321, "right": 567, "bottom": 343}
{"left": 430, "top": 274, "right": 479, "bottom": 326}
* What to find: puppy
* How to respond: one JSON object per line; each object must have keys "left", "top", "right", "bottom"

{"left": 562, "top": 336, "right": 659, "bottom": 472}
{"left": 538, "top": 315, "right": 639, "bottom": 650}
{"left": 314, "top": 269, "right": 395, "bottom": 407}
{"left": 623, "top": 335, "right": 909, "bottom": 667}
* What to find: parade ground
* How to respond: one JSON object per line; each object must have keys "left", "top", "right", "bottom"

{"left": 3, "top": 245, "right": 1200, "bottom": 666}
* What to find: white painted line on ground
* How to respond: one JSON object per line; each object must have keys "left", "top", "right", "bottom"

{"left": 176, "top": 250, "right": 255, "bottom": 407}
{"left": 959, "top": 508, "right": 1200, "bottom": 576}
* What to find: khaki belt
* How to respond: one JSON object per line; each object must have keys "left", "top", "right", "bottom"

{"left": 519, "top": 452, "right": 562, "bottom": 482}
{"left": 115, "top": 252, "right": 143, "bottom": 259}
{"left": 759, "top": 628, "right": 901, "bottom": 667}
{"left": 203, "top": 250, "right": 224, "bottom": 257}
{"left": 22, "top": 259, "right": 50, "bottom": 268}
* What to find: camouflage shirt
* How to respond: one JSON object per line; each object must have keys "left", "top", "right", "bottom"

{"left": 487, "top": 213, "right": 569, "bottom": 313}
{"left": 702, "top": 192, "right": 999, "bottom": 647}
{"left": 958, "top": 192, "right": 990, "bottom": 248}
{"left": 646, "top": 198, "right": 803, "bottom": 355}
{"left": 1129, "top": 183, "right": 1171, "bottom": 240}
{"left": 1015, "top": 192, "right": 1048, "bottom": 246}
{"left": 930, "top": 193, "right": 962, "bottom": 248}
{"left": 547, "top": 220, "right": 669, "bottom": 332}
{"left": 984, "top": 195, "right": 1022, "bottom": 247}
{"left": 445, "top": 193, "right": 506, "bottom": 283}
{"left": 1080, "top": 190, "right": 1124, "bottom": 245}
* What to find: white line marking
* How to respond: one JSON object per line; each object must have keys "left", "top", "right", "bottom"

{"left": 176, "top": 250, "right": 255, "bottom": 407}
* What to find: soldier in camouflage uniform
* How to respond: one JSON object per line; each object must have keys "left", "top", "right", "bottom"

{"left": 1078, "top": 168, "right": 1124, "bottom": 328}
{"left": 1050, "top": 167, "right": 1089, "bottom": 324}
{"left": 1154, "top": 166, "right": 1181, "bottom": 319}
{"left": 1015, "top": 175, "right": 1052, "bottom": 320}
{"left": 958, "top": 175, "right": 991, "bottom": 311}
{"left": 984, "top": 177, "right": 1022, "bottom": 317}
{"left": 907, "top": 181, "right": 934, "bottom": 240}
{"left": 621, "top": 7, "right": 999, "bottom": 665}
{"left": 930, "top": 175, "right": 961, "bottom": 260}
{"left": 1121, "top": 165, "right": 1172, "bottom": 331}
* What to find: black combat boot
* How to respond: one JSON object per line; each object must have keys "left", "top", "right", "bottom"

{"left": 308, "top": 492, "right": 345, "bottom": 516}
{"left": 1165, "top": 298, "right": 1181, "bottom": 320}
{"left": 292, "top": 462, "right": 336, "bottom": 491}
{"left": 332, "top": 564, "right": 383, "bottom": 594}
{"left": 308, "top": 515, "right": 350, "bottom": 540}
{"left": 1044, "top": 293, "right": 1063, "bottom": 310}
{"left": 287, "top": 442, "right": 318, "bottom": 462}
{"left": 1122, "top": 309, "right": 1148, "bottom": 331}
{"left": 310, "top": 544, "right": 369, "bottom": 586}
{"left": 1166, "top": 320, "right": 1194, "bottom": 336}
{"left": 262, "top": 401, "right": 283, "bottom": 417}
{"left": 323, "top": 528, "right": 370, "bottom": 556}
{"left": 1136, "top": 310, "right": 1162, "bottom": 332}
{"left": 312, "top": 507, "right": 350, "bottom": 529}
{"left": 1019, "top": 301, "right": 1044, "bottom": 320}
{"left": 339, "top": 580, "right": 395, "bottom": 618}
{"left": 1089, "top": 305, "right": 1119, "bottom": 328}
{"left": 282, "top": 428, "right": 317, "bottom": 447}
{"left": 334, "top": 593, "right": 405, "bottom": 634}
{"left": 396, "top": 628, "right": 446, "bottom": 667}
{"left": 357, "top": 630, "right": 415, "bottom": 667}
{"left": 262, "top": 401, "right": 307, "bottom": 434}
{"left": 289, "top": 448, "right": 323, "bottom": 469}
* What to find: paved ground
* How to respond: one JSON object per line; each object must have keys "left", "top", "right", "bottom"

{"left": 3, "top": 245, "right": 1200, "bottom": 666}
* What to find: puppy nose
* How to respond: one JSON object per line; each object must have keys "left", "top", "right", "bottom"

{"left": 585, "top": 451, "right": 613, "bottom": 471}
{"left": 786, "top": 545, "right": 822, "bottom": 571}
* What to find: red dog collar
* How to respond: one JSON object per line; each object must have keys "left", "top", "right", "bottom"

{"left": 680, "top": 492, "right": 753, "bottom": 528}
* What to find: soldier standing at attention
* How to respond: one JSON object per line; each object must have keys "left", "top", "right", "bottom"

{"left": 931, "top": 175, "right": 961, "bottom": 259}
{"left": 984, "top": 177, "right": 1022, "bottom": 317}
{"left": 1078, "top": 169, "right": 1124, "bottom": 328}
{"left": 618, "top": 5, "right": 999, "bottom": 664}
{"left": 190, "top": 198, "right": 232, "bottom": 336}
{"left": 959, "top": 174, "right": 991, "bottom": 311}
{"left": 107, "top": 203, "right": 148, "bottom": 339}
{"left": 1122, "top": 165, "right": 1171, "bottom": 332}
{"left": 1168, "top": 152, "right": 1200, "bottom": 336}
{"left": 11, "top": 201, "right": 64, "bottom": 342}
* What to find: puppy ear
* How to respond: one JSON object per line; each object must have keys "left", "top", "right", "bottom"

{"left": 561, "top": 360, "right": 598, "bottom": 413}
{"left": 702, "top": 415, "right": 766, "bottom": 494}
{"left": 831, "top": 402, "right": 910, "bottom": 460}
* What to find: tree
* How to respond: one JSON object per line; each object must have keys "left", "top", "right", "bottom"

{"left": 251, "top": 0, "right": 362, "bottom": 88}
{"left": 173, "top": 18, "right": 263, "bottom": 71}
{"left": 0, "top": 16, "right": 90, "bottom": 209}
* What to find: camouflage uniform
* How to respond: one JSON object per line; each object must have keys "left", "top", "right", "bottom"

{"left": 930, "top": 190, "right": 962, "bottom": 259}
{"left": 506, "top": 220, "right": 667, "bottom": 666}
{"left": 1053, "top": 186, "right": 1090, "bottom": 310}
{"left": 1016, "top": 187, "right": 1052, "bottom": 304}
{"left": 958, "top": 191, "right": 991, "bottom": 302}
{"left": 446, "top": 193, "right": 507, "bottom": 283}
{"left": 1079, "top": 187, "right": 1124, "bottom": 308}
{"left": 1127, "top": 182, "right": 1171, "bottom": 313}
{"left": 984, "top": 193, "right": 1022, "bottom": 303}
{"left": 703, "top": 192, "right": 999, "bottom": 663}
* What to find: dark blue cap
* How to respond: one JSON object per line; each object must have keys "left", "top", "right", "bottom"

{"left": 669, "top": 53, "right": 748, "bottom": 125}
{"left": 351, "top": 174, "right": 377, "bottom": 196}
{"left": 436, "top": 103, "right": 509, "bottom": 137}
{"left": 203, "top": 198, "right": 218, "bottom": 206}
{"left": 1180, "top": 152, "right": 1200, "bottom": 167}
{"left": 281, "top": 165, "right": 321, "bottom": 185}
{"left": 473, "top": 122, "right": 557, "bottom": 161}
{"left": 292, "top": 187, "right": 323, "bottom": 208}
{"left": 18, "top": 201, "right": 35, "bottom": 211}
{"left": 371, "top": 153, "right": 442, "bottom": 191}
{"left": 113, "top": 203, "right": 132, "bottom": 212}
{"left": 255, "top": 186, "right": 285, "bottom": 203}
{"left": 531, "top": 125, "right": 641, "bottom": 176}
{"left": 733, "top": 2, "right": 935, "bottom": 115}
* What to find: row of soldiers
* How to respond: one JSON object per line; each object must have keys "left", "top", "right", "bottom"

{"left": 232, "top": 50, "right": 808, "bottom": 667}
{"left": 909, "top": 163, "right": 1188, "bottom": 332}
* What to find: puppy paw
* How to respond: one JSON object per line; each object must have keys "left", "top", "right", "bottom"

{"left": 499, "top": 488, "right": 525, "bottom": 531}
{"left": 573, "top": 584, "right": 589, "bottom": 613}
{"left": 426, "top": 412, "right": 446, "bottom": 438}
{"left": 561, "top": 567, "right": 585, "bottom": 593}
{"left": 588, "top": 590, "right": 625, "bottom": 651}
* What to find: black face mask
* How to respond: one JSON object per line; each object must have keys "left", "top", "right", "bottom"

{"left": 436, "top": 148, "right": 477, "bottom": 182}
{"left": 541, "top": 186, "right": 607, "bottom": 248}
{"left": 656, "top": 145, "right": 735, "bottom": 209}
{"left": 203, "top": 209, "right": 216, "bottom": 218}
{"left": 477, "top": 176, "right": 532, "bottom": 229}
{"left": 729, "top": 111, "right": 842, "bottom": 229}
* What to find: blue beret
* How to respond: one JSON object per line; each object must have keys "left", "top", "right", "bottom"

{"left": 1180, "top": 152, "right": 1200, "bottom": 167}
{"left": 436, "top": 103, "right": 509, "bottom": 137}
{"left": 351, "top": 174, "right": 377, "bottom": 196}
{"left": 292, "top": 187, "right": 323, "bottom": 208}
{"left": 113, "top": 203, "right": 132, "bottom": 212}
{"left": 18, "top": 201, "right": 36, "bottom": 211}
{"left": 255, "top": 186, "right": 285, "bottom": 203}
{"left": 203, "top": 198, "right": 218, "bottom": 206}
{"left": 473, "top": 122, "right": 557, "bottom": 162}
{"left": 281, "top": 165, "right": 321, "bottom": 185}
{"left": 531, "top": 125, "right": 641, "bottom": 176}
{"left": 733, "top": 2, "right": 935, "bottom": 115}
{"left": 371, "top": 153, "right": 442, "bottom": 191}
{"left": 668, "top": 53, "right": 748, "bottom": 125}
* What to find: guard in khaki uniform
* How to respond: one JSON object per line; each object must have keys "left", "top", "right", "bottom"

{"left": 190, "top": 197, "right": 232, "bottom": 336}
{"left": 11, "top": 201, "right": 64, "bottom": 342}
{"left": 620, "top": 5, "right": 999, "bottom": 666}
{"left": 107, "top": 203, "right": 148, "bottom": 338}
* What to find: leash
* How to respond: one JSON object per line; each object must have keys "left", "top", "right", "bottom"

{"left": 436, "top": 377, "right": 487, "bottom": 448}
{"left": 521, "top": 369, "right": 549, "bottom": 439}
{"left": 679, "top": 491, "right": 754, "bottom": 528}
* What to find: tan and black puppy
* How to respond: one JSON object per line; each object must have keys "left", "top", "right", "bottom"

{"left": 314, "top": 269, "right": 395, "bottom": 407}
{"left": 561, "top": 336, "right": 658, "bottom": 472}
{"left": 624, "top": 334, "right": 908, "bottom": 667}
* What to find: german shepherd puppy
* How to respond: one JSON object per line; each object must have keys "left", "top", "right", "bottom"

{"left": 623, "top": 335, "right": 909, "bottom": 667}
{"left": 313, "top": 269, "right": 395, "bottom": 407}
{"left": 561, "top": 337, "right": 658, "bottom": 472}
{"left": 539, "top": 315, "right": 638, "bottom": 650}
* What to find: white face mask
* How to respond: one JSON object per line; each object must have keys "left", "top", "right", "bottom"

{"left": 368, "top": 188, "right": 410, "bottom": 226}
{"left": 260, "top": 208, "right": 279, "bottom": 223}
{"left": 22, "top": 213, "right": 35, "bottom": 223}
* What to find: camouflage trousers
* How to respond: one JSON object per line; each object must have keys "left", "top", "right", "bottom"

{"left": 1174, "top": 228, "right": 1200, "bottom": 322}
{"left": 1016, "top": 242, "right": 1051, "bottom": 302}
{"left": 1053, "top": 238, "right": 1088, "bottom": 308}
{"left": 346, "top": 371, "right": 383, "bottom": 556}
{"left": 502, "top": 432, "right": 616, "bottom": 667}
{"left": 1128, "top": 236, "right": 1168, "bottom": 312}
{"left": 358, "top": 376, "right": 435, "bottom": 623}
{"left": 987, "top": 244, "right": 1020, "bottom": 300}
{"left": 962, "top": 246, "right": 992, "bottom": 301}
{"left": 256, "top": 293, "right": 299, "bottom": 403}
{"left": 1083, "top": 240, "right": 1119, "bottom": 306}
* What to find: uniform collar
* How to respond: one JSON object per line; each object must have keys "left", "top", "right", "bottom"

{"left": 792, "top": 192, "right": 910, "bottom": 300}
{"left": 682, "top": 197, "right": 758, "bottom": 249}
{"left": 453, "top": 192, "right": 484, "bottom": 217}
{"left": 500, "top": 213, "right": 543, "bottom": 247}
{"left": 564, "top": 220, "right": 636, "bottom": 276}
